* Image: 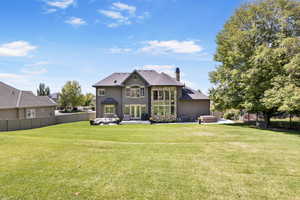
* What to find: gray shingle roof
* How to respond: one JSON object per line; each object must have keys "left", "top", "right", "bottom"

{"left": 93, "top": 73, "right": 130, "bottom": 87}
{"left": 181, "top": 87, "right": 209, "bottom": 100}
{"left": 93, "top": 70, "right": 184, "bottom": 87}
{"left": 136, "top": 70, "right": 184, "bottom": 86}
{"left": 0, "top": 81, "right": 57, "bottom": 110}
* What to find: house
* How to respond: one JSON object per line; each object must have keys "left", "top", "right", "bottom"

{"left": 93, "top": 68, "right": 210, "bottom": 121}
{"left": 0, "top": 81, "right": 57, "bottom": 120}
{"left": 48, "top": 93, "right": 60, "bottom": 103}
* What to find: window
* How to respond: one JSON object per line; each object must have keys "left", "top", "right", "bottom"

{"left": 125, "top": 104, "right": 147, "bottom": 119}
{"left": 165, "top": 90, "right": 170, "bottom": 100}
{"left": 98, "top": 89, "right": 105, "bottom": 96}
{"left": 132, "top": 87, "right": 140, "bottom": 97}
{"left": 158, "top": 91, "right": 164, "bottom": 100}
{"left": 126, "top": 88, "right": 131, "bottom": 97}
{"left": 104, "top": 105, "right": 115, "bottom": 114}
{"left": 26, "top": 109, "right": 36, "bottom": 119}
{"left": 171, "top": 105, "right": 175, "bottom": 115}
{"left": 171, "top": 90, "right": 175, "bottom": 101}
{"left": 125, "top": 86, "right": 145, "bottom": 98}
{"left": 153, "top": 90, "right": 158, "bottom": 100}
{"left": 140, "top": 87, "right": 145, "bottom": 97}
{"left": 141, "top": 105, "right": 146, "bottom": 114}
{"left": 124, "top": 105, "right": 130, "bottom": 115}
{"left": 151, "top": 87, "right": 177, "bottom": 119}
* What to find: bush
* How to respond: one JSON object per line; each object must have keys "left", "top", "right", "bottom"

{"left": 141, "top": 113, "right": 149, "bottom": 121}
{"left": 223, "top": 109, "right": 240, "bottom": 120}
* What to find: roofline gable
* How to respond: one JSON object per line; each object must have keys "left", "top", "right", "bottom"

{"left": 120, "top": 70, "right": 150, "bottom": 86}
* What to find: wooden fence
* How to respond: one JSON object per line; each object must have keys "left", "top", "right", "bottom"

{"left": 0, "top": 112, "right": 96, "bottom": 132}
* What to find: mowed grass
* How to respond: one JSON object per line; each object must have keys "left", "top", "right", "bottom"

{"left": 0, "top": 122, "right": 300, "bottom": 200}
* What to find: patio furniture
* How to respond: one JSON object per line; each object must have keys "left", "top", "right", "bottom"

{"left": 90, "top": 117, "right": 121, "bottom": 125}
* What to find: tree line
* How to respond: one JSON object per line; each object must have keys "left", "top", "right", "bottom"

{"left": 37, "top": 81, "right": 95, "bottom": 111}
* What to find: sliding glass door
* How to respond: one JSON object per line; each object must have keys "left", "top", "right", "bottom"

{"left": 124, "top": 104, "right": 146, "bottom": 120}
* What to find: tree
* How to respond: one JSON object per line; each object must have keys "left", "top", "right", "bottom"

{"left": 210, "top": 0, "right": 300, "bottom": 128}
{"left": 37, "top": 83, "right": 50, "bottom": 96}
{"left": 83, "top": 93, "right": 95, "bottom": 107}
{"left": 59, "top": 81, "right": 84, "bottom": 111}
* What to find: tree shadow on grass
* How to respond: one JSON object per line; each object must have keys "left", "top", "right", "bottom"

{"left": 222, "top": 123, "right": 300, "bottom": 136}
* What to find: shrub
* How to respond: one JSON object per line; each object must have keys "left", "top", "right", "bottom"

{"left": 223, "top": 109, "right": 240, "bottom": 120}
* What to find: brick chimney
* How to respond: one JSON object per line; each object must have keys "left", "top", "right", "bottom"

{"left": 175, "top": 67, "right": 180, "bottom": 82}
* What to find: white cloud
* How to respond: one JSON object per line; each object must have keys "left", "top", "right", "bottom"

{"left": 142, "top": 65, "right": 177, "bottom": 78}
{"left": 99, "top": 2, "right": 148, "bottom": 28}
{"left": 99, "top": 9, "right": 131, "bottom": 27}
{"left": 65, "top": 17, "right": 87, "bottom": 26}
{"left": 44, "top": 8, "right": 57, "bottom": 14}
{"left": 108, "top": 48, "right": 132, "bottom": 54}
{"left": 137, "top": 11, "right": 150, "bottom": 20}
{"left": 143, "top": 65, "right": 175, "bottom": 71}
{"left": 0, "top": 72, "right": 38, "bottom": 92}
{"left": 21, "top": 68, "right": 48, "bottom": 75}
{"left": 99, "top": 10, "right": 126, "bottom": 20}
{"left": 107, "top": 23, "right": 120, "bottom": 28}
{"left": 47, "top": 0, "right": 75, "bottom": 9}
{"left": 0, "top": 41, "right": 37, "bottom": 57}
{"left": 0, "top": 73, "right": 25, "bottom": 79}
{"left": 27, "top": 61, "right": 49, "bottom": 67}
{"left": 112, "top": 2, "right": 136, "bottom": 14}
{"left": 140, "top": 40, "right": 203, "bottom": 54}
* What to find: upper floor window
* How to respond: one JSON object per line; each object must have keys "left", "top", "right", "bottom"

{"left": 125, "top": 86, "right": 145, "bottom": 98}
{"left": 152, "top": 88, "right": 176, "bottom": 101}
{"left": 98, "top": 89, "right": 105, "bottom": 96}
{"left": 140, "top": 87, "right": 145, "bottom": 97}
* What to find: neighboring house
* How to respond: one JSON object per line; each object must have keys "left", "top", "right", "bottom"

{"left": 0, "top": 81, "right": 57, "bottom": 120}
{"left": 93, "top": 68, "right": 210, "bottom": 121}
{"left": 48, "top": 93, "right": 60, "bottom": 103}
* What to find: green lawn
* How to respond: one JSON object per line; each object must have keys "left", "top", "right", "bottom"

{"left": 0, "top": 122, "right": 299, "bottom": 200}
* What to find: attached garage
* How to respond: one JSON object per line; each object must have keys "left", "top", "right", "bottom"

{"left": 178, "top": 87, "right": 210, "bottom": 120}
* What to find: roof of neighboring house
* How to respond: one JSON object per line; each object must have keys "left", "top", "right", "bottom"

{"left": 0, "top": 81, "right": 57, "bottom": 110}
{"left": 181, "top": 87, "right": 209, "bottom": 100}
{"left": 93, "top": 70, "right": 184, "bottom": 87}
{"left": 49, "top": 93, "right": 60, "bottom": 99}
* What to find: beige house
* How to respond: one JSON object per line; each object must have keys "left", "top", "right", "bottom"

{"left": 0, "top": 81, "right": 57, "bottom": 120}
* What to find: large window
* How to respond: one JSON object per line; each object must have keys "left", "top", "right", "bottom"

{"left": 151, "top": 87, "right": 177, "bottom": 119}
{"left": 125, "top": 86, "right": 145, "bottom": 98}
{"left": 104, "top": 105, "right": 115, "bottom": 114}
{"left": 26, "top": 109, "right": 36, "bottom": 119}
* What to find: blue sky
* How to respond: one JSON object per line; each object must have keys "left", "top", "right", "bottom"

{"left": 0, "top": 0, "right": 245, "bottom": 94}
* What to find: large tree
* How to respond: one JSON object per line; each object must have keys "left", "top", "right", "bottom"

{"left": 37, "top": 83, "right": 50, "bottom": 96}
{"left": 210, "top": 0, "right": 300, "bottom": 127}
{"left": 59, "top": 81, "right": 84, "bottom": 111}
{"left": 83, "top": 93, "right": 95, "bottom": 107}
